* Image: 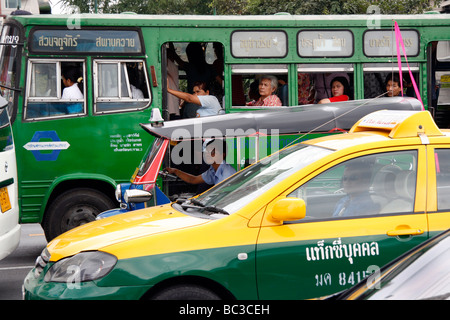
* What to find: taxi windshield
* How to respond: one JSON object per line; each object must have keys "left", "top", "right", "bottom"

{"left": 193, "top": 143, "right": 333, "bottom": 215}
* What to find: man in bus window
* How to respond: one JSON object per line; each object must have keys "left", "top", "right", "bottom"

{"left": 385, "top": 74, "right": 404, "bottom": 97}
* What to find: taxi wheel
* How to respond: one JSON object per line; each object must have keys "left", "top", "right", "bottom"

{"left": 151, "top": 284, "right": 221, "bottom": 300}
{"left": 43, "top": 188, "right": 115, "bottom": 241}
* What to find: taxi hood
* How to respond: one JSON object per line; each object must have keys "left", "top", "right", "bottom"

{"left": 46, "top": 204, "right": 210, "bottom": 262}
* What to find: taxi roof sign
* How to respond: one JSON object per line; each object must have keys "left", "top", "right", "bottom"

{"left": 350, "top": 110, "right": 443, "bottom": 139}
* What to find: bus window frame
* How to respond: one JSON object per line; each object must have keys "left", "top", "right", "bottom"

{"left": 297, "top": 63, "right": 354, "bottom": 102}
{"left": 24, "top": 58, "right": 87, "bottom": 121}
{"left": 93, "top": 59, "right": 151, "bottom": 115}
{"left": 362, "top": 62, "right": 420, "bottom": 100}
{"left": 230, "top": 63, "right": 289, "bottom": 109}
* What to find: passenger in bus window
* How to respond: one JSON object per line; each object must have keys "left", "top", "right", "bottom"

{"left": 385, "top": 74, "right": 404, "bottom": 97}
{"left": 247, "top": 75, "right": 282, "bottom": 107}
{"left": 61, "top": 68, "right": 83, "bottom": 100}
{"left": 318, "top": 77, "right": 350, "bottom": 104}
{"left": 167, "top": 80, "right": 222, "bottom": 117}
{"left": 313, "top": 73, "right": 350, "bottom": 103}
{"left": 126, "top": 64, "right": 144, "bottom": 99}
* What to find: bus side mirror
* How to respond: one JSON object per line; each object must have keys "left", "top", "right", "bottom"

{"left": 268, "top": 198, "right": 306, "bottom": 223}
{"left": 150, "top": 108, "right": 164, "bottom": 127}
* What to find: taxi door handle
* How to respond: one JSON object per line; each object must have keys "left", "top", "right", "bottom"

{"left": 387, "top": 228, "right": 424, "bottom": 237}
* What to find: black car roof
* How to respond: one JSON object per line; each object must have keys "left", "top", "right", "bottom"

{"left": 141, "top": 97, "right": 423, "bottom": 140}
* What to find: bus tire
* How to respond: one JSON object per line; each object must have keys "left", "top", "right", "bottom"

{"left": 43, "top": 188, "right": 115, "bottom": 241}
{"left": 151, "top": 284, "right": 221, "bottom": 300}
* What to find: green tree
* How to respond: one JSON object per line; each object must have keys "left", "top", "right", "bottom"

{"left": 58, "top": 0, "right": 440, "bottom": 15}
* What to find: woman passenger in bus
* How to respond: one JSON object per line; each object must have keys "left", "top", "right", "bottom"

{"left": 61, "top": 68, "right": 83, "bottom": 100}
{"left": 167, "top": 80, "right": 222, "bottom": 117}
{"left": 385, "top": 74, "right": 404, "bottom": 97}
{"left": 318, "top": 77, "right": 350, "bottom": 104}
{"left": 247, "top": 75, "right": 282, "bottom": 107}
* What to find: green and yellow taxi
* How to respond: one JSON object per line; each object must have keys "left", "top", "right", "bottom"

{"left": 23, "top": 109, "right": 450, "bottom": 300}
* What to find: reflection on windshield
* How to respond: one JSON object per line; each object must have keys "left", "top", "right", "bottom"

{"left": 196, "top": 143, "right": 333, "bottom": 214}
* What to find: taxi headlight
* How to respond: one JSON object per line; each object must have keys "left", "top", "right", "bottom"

{"left": 44, "top": 251, "right": 117, "bottom": 283}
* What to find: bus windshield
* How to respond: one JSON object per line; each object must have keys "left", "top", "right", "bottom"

{"left": 0, "top": 24, "right": 20, "bottom": 115}
{"left": 193, "top": 144, "right": 333, "bottom": 215}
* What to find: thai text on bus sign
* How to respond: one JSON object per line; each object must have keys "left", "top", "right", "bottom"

{"left": 29, "top": 29, "right": 142, "bottom": 54}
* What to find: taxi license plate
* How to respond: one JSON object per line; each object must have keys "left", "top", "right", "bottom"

{"left": 0, "top": 187, "right": 11, "bottom": 213}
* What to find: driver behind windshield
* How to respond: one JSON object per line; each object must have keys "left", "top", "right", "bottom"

{"left": 165, "top": 139, "right": 236, "bottom": 187}
{"left": 332, "top": 161, "right": 379, "bottom": 217}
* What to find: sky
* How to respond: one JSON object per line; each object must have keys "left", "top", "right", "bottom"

{"left": 49, "top": 0, "right": 67, "bottom": 14}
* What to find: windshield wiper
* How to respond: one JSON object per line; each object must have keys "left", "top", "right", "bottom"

{"left": 177, "top": 198, "right": 205, "bottom": 210}
{"left": 190, "top": 199, "right": 229, "bottom": 215}
{"left": 178, "top": 198, "right": 229, "bottom": 215}
{"left": 203, "top": 205, "right": 229, "bottom": 215}
{"left": 190, "top": 199, "right": 205, "bottom": 207}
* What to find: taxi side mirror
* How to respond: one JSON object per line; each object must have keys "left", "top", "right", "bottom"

{"left": 269, "top": 198, "right": 306, "bottom": 223}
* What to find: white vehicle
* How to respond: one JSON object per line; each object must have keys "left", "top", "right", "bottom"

{"left": 0, "top": 96, "right": 19, "bottom": 261}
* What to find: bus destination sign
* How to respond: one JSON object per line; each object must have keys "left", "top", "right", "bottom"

{"left": 231, "top": 31, "right": 288, "bottom": 58}
{"left": 297, "top": 30, "right": 354, "bottom": 57}
{"left": 30, "top": 29, "right": 142, "bottom": 54}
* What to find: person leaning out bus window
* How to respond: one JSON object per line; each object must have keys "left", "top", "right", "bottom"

{"left": 247, "top": 75, "right": 282, "bottom": 107}
{"left": 318, "top": 77, "right": 350, "bottom": 104}
{"left": 167, "top": 80, "right": 222, "bottom": 117}
{"left": 61, "top": 68, "right": 83, "bottom": 100}
{"left": 385, "top": 74, "right": 404, "bottom": 97}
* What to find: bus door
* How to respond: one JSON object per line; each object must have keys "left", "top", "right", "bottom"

{"left": 429, "top": 41, "right": 450, "bottom": 128}
{"left": 161, "top": 41, "right": 225, "bottom": 120}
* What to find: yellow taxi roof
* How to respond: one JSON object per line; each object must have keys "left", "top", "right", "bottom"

{"left": 305, "top": 110, "right": 445, "bottom": 151}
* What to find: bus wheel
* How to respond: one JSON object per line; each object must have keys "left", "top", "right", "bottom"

{"left": 43, "top": 188, "right": 115, "bottom": 241}
{"left": 150, "top": 284, "right": 221, "bottom": 300}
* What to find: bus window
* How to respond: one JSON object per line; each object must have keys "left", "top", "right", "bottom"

{"left": 94, "top": 60, "right": 150, "bottom": 114}
{"left": 164, "top": 42, "right": 223, "bottom": 119}
{"left": 363, "top": 63, "right": 419, "bottom": 99}
{"left": 231, "top": 64, "right": 288, "bottom": 107}
{"left": 297, "top": 64, "right": 353, "bottom": 104}
{"left": 25, "top": 60, "right": 85, "bottom": 120}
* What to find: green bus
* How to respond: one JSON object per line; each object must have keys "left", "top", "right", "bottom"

{"left": 1, "top": 12, "right": 450, "bottom": 240}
